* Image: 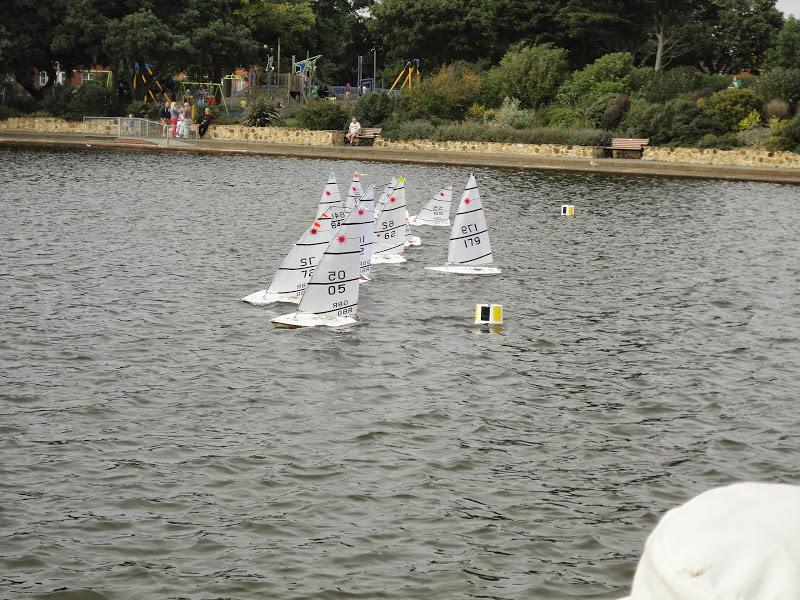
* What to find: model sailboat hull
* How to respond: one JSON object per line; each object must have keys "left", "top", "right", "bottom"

{"left": 371, "top": 254, "right": 407, "bottom": 264}
{"left": 242, "top": 289, "right": 301, "bottom": 305}
{"left": 425, "top": 265, "right": 501, "bottom": 275}
{"left": 271, "top": 312, "right": 358, "bottom": 329}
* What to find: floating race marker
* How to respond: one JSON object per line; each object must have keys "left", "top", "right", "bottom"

{"left": 561, "top": 204, "right": 575, "bottom": 216}
{"left": 474, "top": 304, "right": 503, "bottom": 324}
{"left": 243, "top": 172, "right": 347, "bottom": 305}
{"left": 426, "top": 173, "right": 501, "bottom": 275}
{"left": 345, "top": 171, "right": 364, "bottom": 210}
{"left": 271, "top": 185, "right": 376, "bottom": 329}
{"left": 409, "top": 185, "right": 453, "bottom": 226}
{"left": 372, "top": 178, "right": 407, "bottom": 265}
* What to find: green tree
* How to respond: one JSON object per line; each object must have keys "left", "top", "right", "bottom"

{"left": 766, "top": 16, "right": 800, "bottom": 68}
{"left": 706, "top": 0, "right": 784, "bottom": 72}
{"left": 188, "top": 20, "right": 258, "bottom": 80}
{"left": 483, "top": 44, "right": 568, "bottom": 108}
{"left": 236, "top": 0, "right": 315, "bottom": 45}
{"left": 556, "top": 52, "right": 635, "bottom": 107}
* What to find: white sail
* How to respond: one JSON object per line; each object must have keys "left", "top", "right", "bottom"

{"left": 243, "top": 174, "right": 348, "bottom": 305}
{"left": 425, "top": 174, "right": 500, "bottom": 275}
{"left": 372, "top": 177, "right": 407, "bottom": 263}
{"left": 404, "top": 209, "right": 422, "bottom": 247}
{"left": 272, "top": 186, "right": 376, "bottom": 328}
{"left": 352, "top": 185, "right": 376, "bottom": 277}
{"left": 374, "top": 178, "right": 396, "bottom": 222}
{"left": 345, "top": 171, "right": 364, "bottom": 210}
{"left": 410, "top": 186, "right": 452, "bottom": 226}
{"left": 317, "top": 170, "right": 343, "bottom": 218}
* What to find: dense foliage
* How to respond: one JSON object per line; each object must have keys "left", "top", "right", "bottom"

{"left": 2, "top": 0, "right": 800, "bottom": 152}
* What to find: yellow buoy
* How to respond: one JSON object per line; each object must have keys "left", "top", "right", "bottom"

{"left": 475, "top": 304, "right": 503, "bottom": 324}
{"left": 561, "top": 204, "right": 575, "bottom": 216}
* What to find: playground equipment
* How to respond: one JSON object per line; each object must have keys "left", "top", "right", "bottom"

{"left": 83, "top": 69, "right": 113, "bottom": 88}
{"left": 387, "top": 59, "right": 421, "bottom": 93}
{"left": 290, "top": 55, "right": 322, "bottom": 102}
{"left": 177, "top": 80, "right": 228, "bottom": 114}
{"left": 131, "top": 63, "right": 171, "bottom": 103}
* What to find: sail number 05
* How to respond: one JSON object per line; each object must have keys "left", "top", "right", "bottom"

{"left": 327, "top": 270, "right": 347, "bottom": 295}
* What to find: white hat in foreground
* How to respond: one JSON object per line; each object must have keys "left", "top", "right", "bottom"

{"left": 621, "top": 482, "right": 800, "bottom": 600}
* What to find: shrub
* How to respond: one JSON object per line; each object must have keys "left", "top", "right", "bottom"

{"left": 39, "top": 84, "right": 77, "bottom": 117}
{"left": 556, "top": 52, "right": 635, "bottom": 108}
{"left": 755, "top": 68, "right": 800, "bottom": 114}
{"left": 496, "top": 97, "right": 535, "bottom": 129}
{"left": 763, "top": 99, "right": 790, "bottom": 120}
{"left": 295, "top": 100, "right": 347, "bottom": 130}
{"left": 738, "top": 110, "right": 762, "bottom": 130}
{"left": 127, "top": 100, "right": 155, "bottom": 119}
{"left": 696, "top": 133, "right": 739, "bottom": 149}
{"left": 642, "top": 66, "right": 705, "bottom": 103}
{"left": 353, "top": 93, "right": 395, "bottom": 126}
{"left": 465, "top": 103, "right": 487, "bottom": 121}
{"left": 700, "top": 88, "right": 762, "bottom": 132}
{"left": 242, "top": 94, "right": 285, "bottom": 127}
{"left": 65, "top": 81, "right": 120, "bottom": 120}
{"left": 618, "top": 97, "right": 723, "bottom": 146}
{"left": 382, "top": 119, "right": 610, "bottom": 146}
{"left": 403, "top": 63, "right": 481, "bottom": 121}
{"left": 482, "top": 44, "right": 569, "bottom": 109}
{"left": 585, "top": 93, "right": 630, "bottom": 129}
{"left": 736, "top": 127, "right": 771, "bottom": 147}
{"left": 0, "top": 104, "right": 20, "bottom": 120}
{"left": 543, "top": 106, "right": 590, "bottom": 128}
{"left": 700, "top": 74, "right": 733, "bottom": 93}
{"left": 765, "top": 111, "right": 800, "bottom": 152}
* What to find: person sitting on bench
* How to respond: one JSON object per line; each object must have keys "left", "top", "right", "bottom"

{"left": 346, "top": 117, "right": 362, "bottom": 145}
{"left": 198, "top": 108, "right": 212, "bottom": 139}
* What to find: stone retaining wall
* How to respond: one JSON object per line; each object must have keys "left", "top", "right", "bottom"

{"left": 206, "top": 125, "right": 340, "bottom": 145}
{"left": 3, "top": 118, "right": 799, "bottom": 168}
{"left": 375, "top": 137, "right": 604, "bottom": 159}
{"left": 644, "top": 146, "right": 800, "bottom": 169}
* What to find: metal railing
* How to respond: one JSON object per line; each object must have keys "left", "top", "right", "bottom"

{"left": 82, "top": 116, "right": 194, "bottom": 144}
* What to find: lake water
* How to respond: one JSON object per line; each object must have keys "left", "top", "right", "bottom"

{"left": 2, "top": 147, "right": 799, "bottom": 599}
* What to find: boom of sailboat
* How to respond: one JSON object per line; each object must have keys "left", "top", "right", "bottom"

{"left": 244, "top": 170, "right": 501, "bottom": 328}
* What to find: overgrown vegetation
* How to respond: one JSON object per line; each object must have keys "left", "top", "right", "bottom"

{"left": 296, "top": 100, "right": 349, "bottom": 130}
{"left": 242, "top": 94, "right": 284, "bottom": 127}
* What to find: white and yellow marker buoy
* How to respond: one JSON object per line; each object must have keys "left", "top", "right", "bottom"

{"left": 561, "top": 204, "right": 575, "bottom": 216}
{"left": 475, "top": 304, "right": 503, "bottom": 325}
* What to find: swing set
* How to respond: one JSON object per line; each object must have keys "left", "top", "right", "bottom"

{"left": 131, "top": 63, "right": 171, "bottom": 103}
{"left": 387, "top": 59, "right": 421, "bottom": 93}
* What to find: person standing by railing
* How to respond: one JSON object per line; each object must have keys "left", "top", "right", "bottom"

{"left": 169, "top": 101, "right": 178, "bottom": 138}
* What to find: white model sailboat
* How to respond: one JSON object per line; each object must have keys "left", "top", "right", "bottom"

{"left": 404, "top": 212, "right": 422, "bottom": 247}
{"left": 374, "top": 178, "right": 396, "bottom": 222}
{"left": 408, "top": 186, "right": 453, "bottom": 226}
{"left": 355, "top": 185, "right": 376, "bottom": 279}
{"left": 345, "top": 171, "right": 364, "bottom": 210}
{"left": 272, "top": 185, "right": 376, "bottom": 329}
{"left": 372, "top": 176, "right": 407, "bottom": 264}
{"left": 242, "top": 172, "right": 347, "bottom": 305}
{"left": 425, "top": 174, "right": 501, "bottom": 275}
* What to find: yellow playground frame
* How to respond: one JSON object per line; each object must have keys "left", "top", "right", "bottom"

{"left": 388, "top": 59, "right": 421, "bottom": 93}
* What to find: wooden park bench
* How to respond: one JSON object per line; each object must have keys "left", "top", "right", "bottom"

{"left": 347, "top": 127, "right": 382, "bottom": 146}
{"left": 603, "top": 137, "right": 650, "bottom": 158}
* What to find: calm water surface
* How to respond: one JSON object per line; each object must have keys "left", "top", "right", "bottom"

{"left": 2, "top": 147, "right": 799, "bottom": 599}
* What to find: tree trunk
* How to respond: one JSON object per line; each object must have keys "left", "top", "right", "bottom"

{"left": 654, "top": 27, "right": 666, "bottom": 71}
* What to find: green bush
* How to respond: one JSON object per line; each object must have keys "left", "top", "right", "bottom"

{"left": 382, "top": 119, "right": 610, "bottom": 146}
{"left": 496, "top": 97, "right": 536, "bottom": 129}
{"left": 696, "top": 133, "right": 739, "bottom": 149}
{"left": 585, "top": 93, "right": 630, "bottom": 129}
{"left": 641, "top": 66, "right": 704, "bottom": 103}
{"left": 700, "top": 88, "right": 762, "bottom": 132}
{"left": 295, "top": 100, "right": 348, "bottom": 130}
{"left": 618, "top": 97, "right": 723, "bottom": 146}
{"left": 403, "top": 63, "right": 482, "bottom": 121}
{"left": 736, "top": 127, "right": 771, "bottom": 147}
{"left": 353, "top": 93, "right": 395, "bottom": 126}
{"left": 766, "top": 112, "right": 800, "bottom": 152}
{"left": 0, "top": 104, "right": 20, "bottom": 120}
{"left": 39, "top": 84, "right": 76, "bottom": 117}
{"left": 242, "top": 94, "right": 285, "bottom": 127}
{"left": 556, "top": 52, "right": 634, "bottom": 108}
{"left": 701, "top": 74, "right": 734, "bottom": 93}
{"left": 482, "top": 44, "right": 568, "bottom": 109}
{"left": 64, "top": 81, "right": 120, "bottom": 120}
{"left": 756, "top": 68, "right": 800, "bottom": 114}
{"left": 543, "top": 106, "right": 590, "bottom": 128}
{"left": 126, "top": 100, "right": 155, "bottom": 119}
